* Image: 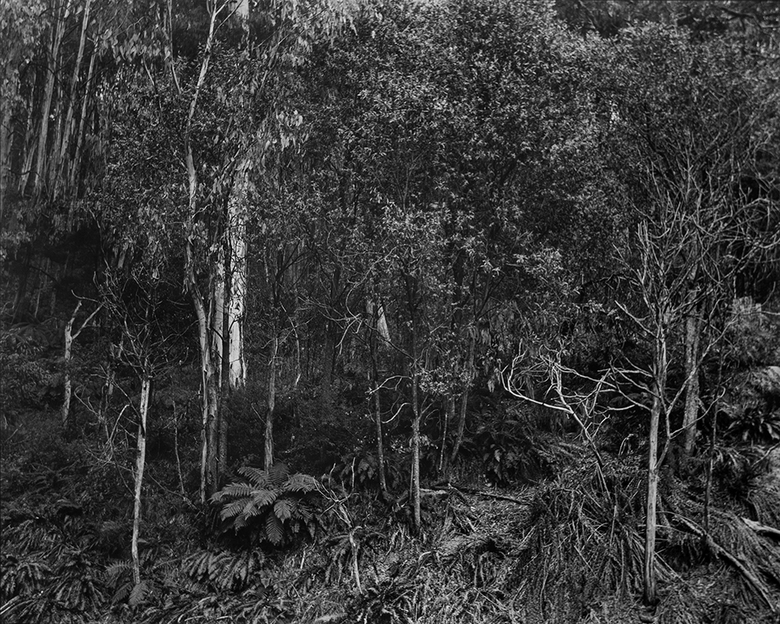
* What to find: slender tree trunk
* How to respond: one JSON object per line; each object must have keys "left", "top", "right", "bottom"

{"left": 264, "top": 334, "right": 278, "bottom": 470}
{"left": 0, "top": 83, "right": 13, "bottom": 222}
{"left": 34, "top": 0, "right": 69, "bottom": 196}
{"left": 211, "top": 250, "right": 225, "bottom": 377}
{"left": 34, "top": 257, "right": 50, "bottom": 319}
{"left": 704, "top": 356, "right": 723, "bottom": 532}
{"left": 61, "top": 298, "right": 102, "bottom": 429}
{"left": 683, "top": 305, "right": 701, "bottom": 456}
{"left": 227, "top": 160, "right": 248, "bottom": 388}
{"left": 182, "top": 4, "right": 220, "bottom": 503}
{"left": 61, "top": 300, "right": 82, "bottom": 428}
{"left": 450, "top": 329, "right": 475, "bottom": 465}
{"left": 100, "top": 339, "right": 122, "bottom": 439}
{"left": 644, "top": 318, "right": 667, "bottom": 605}
{"left": 219, "top": 287, "right": 230, "bottom": 475}
{"left": 210, "top": 251, "right": 227, "bottom": 478}
{"left": 371, "top": 345, "right": 387, "bottom": 494}
{"left": 68, "top": 49, "right": 96, "bottom": 192}
{"left": 17, "top": 96, "right": 37, "bottom": 197}
{"left": 131, "top": 376, "right": 151, "bottom": 587}
{"left": 439, "top": 396, "right": 454, "bottom": 475}
{"left": 55, "top": 0, "right": 91, "bottom": 196}
{"left": 411, "top": 363, "right": 421, "bottom": 533}
{"left": 323, "top": 323, "right": 336, "bottom": 400}
{"left": 190, "top": 278, "right": 219, "bottom": 503}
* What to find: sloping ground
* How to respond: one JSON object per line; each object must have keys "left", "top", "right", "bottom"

{"left": 2, "top": 423, "right": 779, "bottom": 624}
{"left": 222, "top": 444, "right": 780, "bottom": 624}
{"left": 323, "top": 446, "right": 780, "bottom": 624}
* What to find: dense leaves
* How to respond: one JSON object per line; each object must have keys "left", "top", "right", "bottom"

{"left": 1, "top": 0, "right": 779, "bottom": 622}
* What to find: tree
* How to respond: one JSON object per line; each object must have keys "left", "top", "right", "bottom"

{"left": 595, "top": 24, "right": 780, "bottom": 603}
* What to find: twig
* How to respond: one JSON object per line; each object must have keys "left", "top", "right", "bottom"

{"left": 447, "top": 485, "right": 529, "bottom": 506}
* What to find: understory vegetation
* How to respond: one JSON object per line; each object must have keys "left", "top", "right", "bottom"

{"left": 2, "top": 0, "right": 780, "bottom": 622}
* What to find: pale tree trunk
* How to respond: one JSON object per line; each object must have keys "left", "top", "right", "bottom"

{"left": 131, "top": 376, "right": 151, "bottom": 587}
{"left": 181, "top": 2, "right": 220, "bottom": 502}
{"left": 219, "top": 285, "right": 230, "bottom": 474}
{"left": 61, "top": 299, "right": 102, "bottom": 428}
{"left": 370, "top": 333, "right": 387, "bottom": 494}
{"left": 264, "top": 334, "right": 278, "bottom": 471}
{"left": 212, "top": 245, "right": 228, "bottom": 474}
{"left": 17, "top": 96, "right": 36, "bottom": 197}
{"left": 683, "top": 304, "right": 701, "bottom": 456}
{"left": 55, "top": 0, "right": 91, "bottom": 196}
{"left": 68, "top": 49, "right": 96, "bottom": 191}
{"left": 233, "top": 0, "right": 249, "bottom": 19}
{"left": 644, "top": 313, "right": 668, "bottom": 606}
{"left": 411, "top": 361, "right": 421, "bottom": 533}
{"left": 61, "top": 301, "right": 80, "bottom": 428}
{"left": 190, "top": 286, "right": 219, "bottom": 503}
{"left": 33, "top": 1, "right": 70, "bottom": 196}
{"left": 227, "top": 159, "right": 248, "bottom": 388}
{"left": 211, "top": 248, "right": 226, "bottom": 377}
{"left": 374, "top": 375, "right": 387, "bottom": 493}
{"left": 0, "top": 83, "right": 13, "bottom": 222}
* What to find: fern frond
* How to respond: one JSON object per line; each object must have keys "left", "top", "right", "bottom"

{"left": 269, "top": 462, "right": 290, "bottom": 486}
{"left": 218, "top": 483, "right": 256, "bottom": 500}
{"left": 207, "top": 552, "right": 232, "bottom": 580}
{"left": 295, "top": 502, "right": 314, "bottom": 522}
{"left": 220, "top": 498, "right": 250, "bottom": 521}
{"left": 251, "top": 488, "right": 278, "bottom": 508}
{"left": 285, "top": 473, "right": 318, "bottom": 493}
{"left": 129, "top": 580, "right": 148, "bottom": 607}
{"left": 265, "top": 514, "right": 284, "bottom": 545}
{"left": 112, "top": 581, "right": 133, "bottom": 605}
{"left": 240, "top": 498, "right": 259, "bottom": 521}
{"left": 238, "top": 467, "right": 271, "bottom": 489}
{"left": 274, "top": 498, "right": 295, "bottom": 522}
{"left": 104, "top": 561, "right": 133, "bottom": 584}
{"left": 195, "top": 552, "right": 211, "bottom": 579}
{"left": 233, "top": 513, "right": 249, "bottom": 531}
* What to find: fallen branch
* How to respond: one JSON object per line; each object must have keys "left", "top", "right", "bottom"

{"left": 676, "top": 515, "right": 776, "bottom": 612}
{"left": 450, "top": 485, "right": 529, "bottom": 506}
{"left": 742, "top": 517, "right": 780, "bottom": 540}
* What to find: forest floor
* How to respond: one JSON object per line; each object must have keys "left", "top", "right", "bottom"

{"left": 1, "top": 409, "right": 780, "bottom": 623}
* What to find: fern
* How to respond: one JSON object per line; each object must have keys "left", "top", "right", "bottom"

{"left": 1, "top": 554, "right": 51, "bottom": 601}
{"left": 274, "top": 499, "right": 293, "bottom": 522}
{"left": 105, "top": 560, "right": 134, "bottom": 605}
{"left": 128, "top": 580, "right": 148, "bottom": 607}
{"left": 238, "top": 466, "right": 272, "bottom": 488}
{"left": 211, "top": 463, "right": 321, "bottom": 546}
{"left": 268, "top": 462, "right": 290, "bottom": 486}
{"left": 184, "top": 550, "right": 264, "bottom": 592}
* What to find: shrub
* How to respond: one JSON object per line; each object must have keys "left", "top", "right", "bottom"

{"left": 211, "top": 463, "right": 320, "bottom": 546}
{"left": 460, "top": 420, "right": 554, "bottom": 485}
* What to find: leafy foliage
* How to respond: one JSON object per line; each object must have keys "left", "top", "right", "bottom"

{"left": 459, "top": 420, "right": 554, "bottom": 485}
{"left": 727, "top": 408, "right": 780, "bottom": 444}
{"left": 183, "top": 549, "right": 264, "bottom": 592}
{"left": 211, "top": 463, "right": 320, "bottom": 546}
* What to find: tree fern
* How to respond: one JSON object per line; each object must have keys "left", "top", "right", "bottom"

{"left": 211, "top": 463, "right": 321, "bottom": 546}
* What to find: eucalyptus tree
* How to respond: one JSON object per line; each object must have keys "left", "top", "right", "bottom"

{"left": 1, "top": 0, "right": 169, "bottom": 319}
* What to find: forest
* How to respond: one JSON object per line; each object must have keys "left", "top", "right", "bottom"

{"left": 1, "top": 0, "right": 779, "bottom": 622}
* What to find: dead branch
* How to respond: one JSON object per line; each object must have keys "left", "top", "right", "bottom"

{"left": 742, "top": 518, "right": 780, "bottom": 540}
{"left": 675, "top": 515, "right": 776, "bottom": 612}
